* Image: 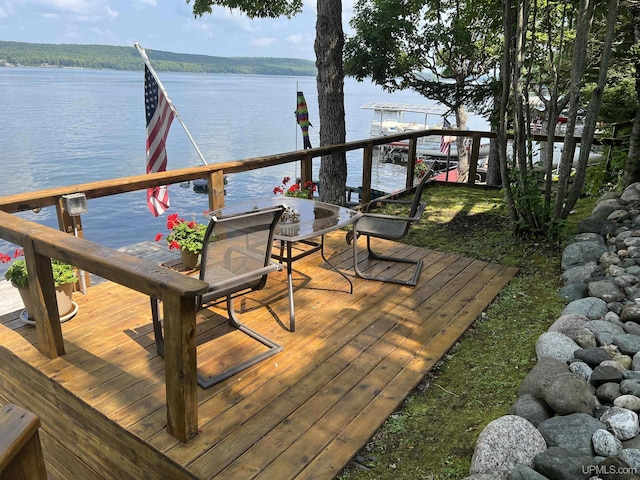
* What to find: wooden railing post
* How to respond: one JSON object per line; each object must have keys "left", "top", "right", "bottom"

{"left": 162, "top": 292, "right": 198, "bottom": 443}
{"left": 467, "top": 132, "right": 482, "bottom": 185}
{"left": 208, "top": 170, "right": 226, "bottom": 211}
{"left": 21, "top": 239, "right": 65, "bottom": 358}
{"left": 301, "top": 152, "right": 313, "bottom": 184}
{"left": 360, "top": 144, "right": 374, "bottom": 205}
{"left": 406, "top": 138, "right": 418, "bottom": 189}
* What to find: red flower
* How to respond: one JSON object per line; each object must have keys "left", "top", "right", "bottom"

{"left": 169, "top": 240, "right": 181, "bottom": 251}
{"left": 273, "top": 186, "right": 284, "bottom": 195}
{"left": 167, "top": 213, "right": 181, "bottom": 230}
{"left": 288, "top": 184, "right": 300, "bottom": 193}
{"left": 0, "top": 254, "right": 10, "bottom": 263}
{"left": 155, "top": 233, "right": 163, "bottom": 242}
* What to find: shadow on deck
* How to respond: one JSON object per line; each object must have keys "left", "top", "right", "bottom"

{"left": 0, "top": 231, "right": 517, "bottom": 480}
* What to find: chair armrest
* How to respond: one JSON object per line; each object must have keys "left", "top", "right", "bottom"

{"left": 357, "top": 212, "right": 422, "bottom": 223}
{"left": 206, "top": 264, "right": 281, "bottom": 297}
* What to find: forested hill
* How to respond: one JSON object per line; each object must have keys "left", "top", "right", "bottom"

{"left": 0, "top": 41, "right": 317, "bottom": 76}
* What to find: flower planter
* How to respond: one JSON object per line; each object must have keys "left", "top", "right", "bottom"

{"left": 14, "top": 282, "right": 78, "bottom": 324}
{"left": 180, "top": 249, "right": 200, "bottom": 270}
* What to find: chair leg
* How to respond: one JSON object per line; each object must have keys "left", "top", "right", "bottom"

{"left": 197, "top": 295, "right": 283, "bottom": 389}
{"left": 150, "top": 297, "right": 165, "bottom": 357}
{"left": 352, "top": 235, "right": 423, "bottom": 286}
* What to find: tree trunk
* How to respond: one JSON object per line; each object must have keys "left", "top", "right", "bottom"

{"left": 455, "top": 106, "right": 469, "bottom": 183}
{"left": 315, "top": 0, "right": 347, "bottom": 205}
{"left": 622, "top": 2, "right": 640, "bottom": 187}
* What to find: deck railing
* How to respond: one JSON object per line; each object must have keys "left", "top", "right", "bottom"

{"left": 0, "top": 127, "right": 597, "bottom": 442}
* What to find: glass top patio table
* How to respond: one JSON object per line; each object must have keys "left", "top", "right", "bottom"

{"left": 204, "top": 197, "right": 362, "bottom": 331}
{"left": 205, "top": 197, "right": 362, "bottom": 243}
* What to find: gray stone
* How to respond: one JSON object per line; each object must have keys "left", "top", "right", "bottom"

{"left": 591, "top": 366, "right": 624, "bottom": 387}
{"left": 549, "top": 314, "right": 589, "bottom": 338}
{"left": 625, "top": 322, "right": 640, "bottom": 336}
{"left": 562, "top": 265, "right": 602, "bottom": 286}
{"left": 509, "top": 394, "right": 554, "bottom": 427}
{"left": 533, "top": 446, "right": 596, "bottom": 480}
{"left": 587, "top": 320, "right": 627, "bottom": 346}
{"left": 621, "top": 304, "right": 640, "bottom": 323}
{"left": 508, "top": 465, "right": 550, "bottom": 480}
{"left": 464, "top": 475, "right": 504, "bottom": 480}
{"left": 622, "top": 184, "right": 640, "bottom": 203}
{"left": 519, "top": 358, "right": 571, "bottom": 398}
{"left": 469, "top": 415, "right": 546, "bottom": 478}
{"left": 588, "top": 279, "right": 627, "bottom": 303}
{"left": 575, "top": 347, "right": 613, "bottom": 366}
{"left": 596, "top": 382, "right": 622, "bottom": 404}
{"left": 593, "top": 199, "right": 624, "bottom": 220}
{"left": 625, "top": 371, "right": 640, "bottom": 380}
{"left": 570, "top": 361, "right": 594, "bottom": 381}
{"left": 600, "top": 406, "right": 640, "bottom": 440}
{"left": 592, "top": 428, "right": 624, "bottom": 456}
{"left": 562, "top": 241, "right": 608, "bottom": 271}
{"left": 575, "top": 328, "right": 598, "bottom": 349}
{"left": 601, "top": 359, "right": 629, "bottom": 372}
{"left": 619, "top": 448, "right": 640, "bottom": 472}
{"left": 562, "top": 298, "right": 610, "bottom": 320}
{"left": 595, "top": 455, "right": 640, "bottom": 480}
{"left": 537, "top": 413, "right": 606, "bottom": 453}
{"left": 609, "top": 210, "right": 632, "bottom": 224}
{"left": 535, "top": 332, "right": 582, "bottom": 363}
{"left": 601, "top": 250, "right": 623, "bottom": 268}
{"left": 539, "top": 373, "right": 596, "bottom": 415}
{"left": 621, "top": 379, "right": 640, "bottom": 397}
{"left": 614, "top": 394, "right": 640, "bottom": 412}
{"left": 614, "top": 274, "right": 640, "bottom": 289}
{"left": 559, "top": 283, "right": 590, "bottom": 302}
{"left": 615, "top": 334, "right": 640, "bottom": 356}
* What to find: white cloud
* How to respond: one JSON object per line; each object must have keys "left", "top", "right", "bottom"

{"left": 25, "top": 0, "right": 118, "bottom": 22}
{"left": 251, "top": 37, "right": 276, "bottom": 48}
{"left": 286, "top": 33, "right": 303, "bottom": 45}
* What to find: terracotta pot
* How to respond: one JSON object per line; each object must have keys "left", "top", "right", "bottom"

{"left": 180, "top": 249, "right": 200, "bottom": 270}
{"left": 14, "top": 282, "right": 75, "bottom": 320}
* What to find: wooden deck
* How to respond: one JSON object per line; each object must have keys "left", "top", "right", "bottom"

{"left": 0, "top": 231, "right": 517, "bottom": 480}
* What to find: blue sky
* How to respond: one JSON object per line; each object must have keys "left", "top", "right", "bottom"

{"left": 0, "top": 0, "right": 355, "bottom": 60}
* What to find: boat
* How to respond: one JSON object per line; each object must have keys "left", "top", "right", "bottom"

{"left": 362, "top": 101, "right": 491, "bottom": 161}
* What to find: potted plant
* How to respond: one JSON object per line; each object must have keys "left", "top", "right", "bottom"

{"left": 273, "top": 176, "right": 317, "bottom": 199}
{"left": 155, "top": 213, "right": 208, "bottom": 269}
{"left": 2, "top": 249, "right": 79, "bottom": 322}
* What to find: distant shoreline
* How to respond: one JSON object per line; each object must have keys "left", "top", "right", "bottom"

{"left": 0, "top": 40, "right": 317, "bottom": 76}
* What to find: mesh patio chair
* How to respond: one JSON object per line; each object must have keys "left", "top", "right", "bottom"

{"left": 151, "top": 204, "right": 286, "bottom": 388}
{"left": 346, "top": 170, "right": 433, "bottom": 286}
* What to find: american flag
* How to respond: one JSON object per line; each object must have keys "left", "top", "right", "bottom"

{"left": 440, "top": 117, "right": 452, "bottom": 155}
{"left": 144, "top": 64, "right": 174, "bottom": 217}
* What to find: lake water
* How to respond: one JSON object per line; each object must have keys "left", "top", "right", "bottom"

{"left": 0, "top": 67, "right": 488, "bottom": 269}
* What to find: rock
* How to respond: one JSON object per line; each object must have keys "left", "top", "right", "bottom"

{"left": 574, "top": 347, "right": 613, "bottom": 366}
{"left": 575, "top": 328, "right": 598, "bottom": 349}
{"left": 537, "top": 413, "right": 606, "bottom": 453}
{"left": 535, "top": 332, "right": 582, "bottom": 363}
{"left": 601, "top": 251, "right": 623, "bottom": 269}
{"left": 549, "top": 314, "right": 590, "bottom": 339}
{"left": 539, "top": 373, "right": 596, "bottom": 415}
{"left": 562, "top": 298, "right": 610, "bottom": 320}
{"left": 508, "top": 465, "right": 550, "bottom": 480}
{"left": 592, "top": 429, "right": 623, "bottom": 456}
{"left": 625, "top": 322, "right": 640, "bottom": 336}
{"left": 533, "top": 446, "right": 596, "bottom": 480}
{"left": 588, "top": 279, "right": 626, "bottom": 303}
{"left": 600, "top": 406, "right": 640, "bottom": 440}
{"left": 614, "top": 395, "right": 640, "bottom": 412}
{"left": 562, "top": 241, "right": 608, "bottom": 271}
{"left": 591, "top": 366, "right": 624, "bottom": 387}
{"left": 464, "top": 475, "right": 504, "bottom": 480}
{"left": 597, "top": 382, "right": 622, "bottom": 403}
{"left": 596, "top": 455, "right": 640, "bottom": 480}
{"left": 509, "top": 394, "right": 554, "bottom": 427}
{"left": 560, "top": 283, "right": 590, "bottom": 302}
{"left": 570, "top": 361, "right": 594, "bottom": 381}
{"left": 621, "top": 304, "right": 640, "bottom": 323}
{"left": 519, "top": 357, "right": 571, "bottom": 398}
{"left": 601, "top": 360, "right": 629, "bottom": 373}
{"left": 619, "top": 448, "right": 640, "bottom": 472}
{"left": 586, "top": 320, "right": 626, "bottom": 346}
{"left": 469, "top": 415, "right": 546, "bottom": 478}
{"left": 615, "top": 334, "right": 640, "bottom": 356}
{"left": 562, "top": 265, "right": 603, "bottom": 286}
{"left": 622, "top": 379, "right": 640, "bottom": 397}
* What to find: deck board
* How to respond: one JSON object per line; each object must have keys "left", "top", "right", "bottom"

{"left": 0, "top": 233, "right": 517, "bottom": 479}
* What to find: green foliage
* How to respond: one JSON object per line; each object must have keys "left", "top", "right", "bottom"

{"left": 583, "top": 79, "right": 638, "bottom": 124}
{"left": 160, "top": 213, "right": 208, "bottom": 254}
{"left": 189, "top": 0, "right": 303, "bottom": 18}
{"left": 0, "top": 41, "right": 316, "bottom": 76}
{"left": 5, "top": 259, "right": 78, "bottom": 288}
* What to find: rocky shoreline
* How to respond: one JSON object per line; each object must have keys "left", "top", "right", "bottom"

{"left": 466, "top": 183, "right": 640, "bottom": 480}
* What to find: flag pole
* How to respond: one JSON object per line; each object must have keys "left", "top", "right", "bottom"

{"left": 134, "top": 43, "right": 208, "bottom": 166}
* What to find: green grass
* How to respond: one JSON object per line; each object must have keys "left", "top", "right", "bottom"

{"left": 337, "top": 184, "right": 598, "bottom": 480}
